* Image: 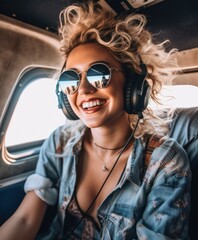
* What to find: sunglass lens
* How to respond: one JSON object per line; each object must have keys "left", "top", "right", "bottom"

{"left": 87, "top": 63, "right": 110, "bottom": 88}
{"left": 59, "top": 70, "right": 79, "bottom": 94}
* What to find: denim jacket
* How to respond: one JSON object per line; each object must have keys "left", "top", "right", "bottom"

{"left": 24, "top": 122, "right": 191, "bottom": 240}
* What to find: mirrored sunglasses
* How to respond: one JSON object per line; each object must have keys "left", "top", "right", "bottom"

{"left": 58, "top": 62, "right": 122, "bottom": 95}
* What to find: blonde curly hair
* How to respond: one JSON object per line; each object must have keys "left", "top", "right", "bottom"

{"left": 58, "top": 1, "right": 177, "bottom": 138}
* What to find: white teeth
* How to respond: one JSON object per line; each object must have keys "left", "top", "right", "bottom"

{"left": 82, "top": 100, "right": 105, "bottom": 109}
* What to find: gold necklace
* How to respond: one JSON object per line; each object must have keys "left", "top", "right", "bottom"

{"left": 93, "top": 141, "right": 126, "bottom": 151}
{"left": 93, "top": 144, "right": 122, "bottom": 172}
{"left": 90, "top": 131, "right": 134, "bottom": 172}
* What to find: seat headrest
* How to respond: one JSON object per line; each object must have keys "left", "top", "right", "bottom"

{"left": 169, "top": 107, "right": 198, "bottom": 168}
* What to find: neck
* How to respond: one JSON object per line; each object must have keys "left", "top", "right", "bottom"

{"left": 90, "top": 124, "right": 132, "bottom": 151}
{"left": 93, "top": 141, "right": 125, "bottom": 151}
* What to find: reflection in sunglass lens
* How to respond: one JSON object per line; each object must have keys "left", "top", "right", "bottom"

{"left": 59, "top": 70, "right": 80, "bottom": 94}
{"left": 87, "top": 64, "right": 110, "bottom": 88}
{"left": 58, "top": 63, "right": 111, "bottom": 95}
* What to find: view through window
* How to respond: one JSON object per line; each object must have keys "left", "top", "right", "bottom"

{"left": 5, "top": 79, "right": 198, "bottom": 147}
{"left": 5, "top": 78, "right": 66, "bottom": 147}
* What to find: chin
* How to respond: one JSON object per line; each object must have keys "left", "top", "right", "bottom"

{"left": 81, "top": 119, "right": 102, "bottom": 128}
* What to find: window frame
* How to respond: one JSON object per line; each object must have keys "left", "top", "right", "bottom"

{"left": 0, "top": 66, "right": 58, "bottom": 165}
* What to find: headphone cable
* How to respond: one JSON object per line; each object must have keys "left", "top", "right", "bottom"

{"left": 63, "top": 112, "right": 143, "bottom": 238}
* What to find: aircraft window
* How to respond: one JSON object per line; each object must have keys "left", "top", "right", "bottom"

{"left": 5, "top": 78, "right": 66, "bottom": 149}
{"left": 3, "top": 72, "right": 197, "bottom": 162}
{"left": 149, "top": 85, "right": 198, "bottom": 109}
{"left": 5, "top": 83, "right": 198, "bottom": 145}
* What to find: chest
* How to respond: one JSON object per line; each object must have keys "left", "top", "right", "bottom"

{"left": 75, "top": 148, "right": 131, "bottom": 222}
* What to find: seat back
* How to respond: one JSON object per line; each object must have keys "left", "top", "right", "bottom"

{"left": 169, "top": 107, "right": 198, "bottom": 239}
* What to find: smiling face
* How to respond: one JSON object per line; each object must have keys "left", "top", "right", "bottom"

{"left": 65, "top": 43, "right": 128, "bottom": 128}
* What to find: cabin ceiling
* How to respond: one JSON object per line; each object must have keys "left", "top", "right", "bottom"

{"left": 0, "top": 0, "right": 197, "bottom": 51}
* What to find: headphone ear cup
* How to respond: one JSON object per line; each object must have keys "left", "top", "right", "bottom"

{"left": 60, "top": 92, "right": 79, "bottom": 120}
{"left": 124, "top": 64, "right": 151, "bottom": 114}
{"left": 56, "top": 83, "right": 79, "bottom": 120}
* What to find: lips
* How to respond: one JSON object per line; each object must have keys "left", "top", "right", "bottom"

{"left": 81, "top": 99, "right": 106, "bottom": 110}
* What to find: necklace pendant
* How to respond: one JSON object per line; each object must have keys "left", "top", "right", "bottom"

{"left": 102, "top": 165, "right": 108, "bottom": 171}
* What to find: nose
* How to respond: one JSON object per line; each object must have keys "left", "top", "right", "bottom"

{"left": 78, "top": 72, "right": 96, "bottom": 95}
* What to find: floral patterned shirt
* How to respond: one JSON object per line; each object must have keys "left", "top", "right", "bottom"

{"left": 25, "top": 122, "right": 191, "bottom": 240}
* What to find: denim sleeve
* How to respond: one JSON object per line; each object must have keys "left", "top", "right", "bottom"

{"left": 24, "top": 127, "right": 64, "bottom": 206}
{"left": 137, "top": 139, "right": 191, "bottom": 240}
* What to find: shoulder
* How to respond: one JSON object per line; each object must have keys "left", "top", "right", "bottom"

{"left": 143, "top": 137, "right": 191, "bottom": 188}
{"left": 148, "top": 137, "right": 191, "bottom": 178}
{"left": 42, "top": 120, "right": 86, "bottom": 154}
{"left": 152, "top": 137, "right": 189, "bottom": 163}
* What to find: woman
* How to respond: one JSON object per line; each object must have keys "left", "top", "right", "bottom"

{"left": 0, "top": 1, "right": 191, "bottom": 239}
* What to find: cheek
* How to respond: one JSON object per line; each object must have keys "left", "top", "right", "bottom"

{"left": 117, "top": 90, "right": 125, "bottom": 108}
{"left": 108, "top": 84, "right": 125, "bottom": 110}
{"left": 111, "top": 78, "right": 125, "bottom": 100}
{"left": 117, "top": 80, "right": 126, "bottom": 109}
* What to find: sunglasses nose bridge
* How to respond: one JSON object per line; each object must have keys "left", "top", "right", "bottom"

{"left": 78, "top": 71, "right": 96, "bottom": 94}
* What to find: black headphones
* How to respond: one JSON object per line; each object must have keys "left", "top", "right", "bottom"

{"left": 56, "top": 63, "right": 151, "bottom": 120}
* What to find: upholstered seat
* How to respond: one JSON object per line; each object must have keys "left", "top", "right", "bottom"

{"left": 169, "top": 107, "right": 198, "bottom": 239}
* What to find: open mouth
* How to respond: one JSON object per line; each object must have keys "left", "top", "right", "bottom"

{"left": 81, "top": 99, "right": 106, "bottom": 110}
